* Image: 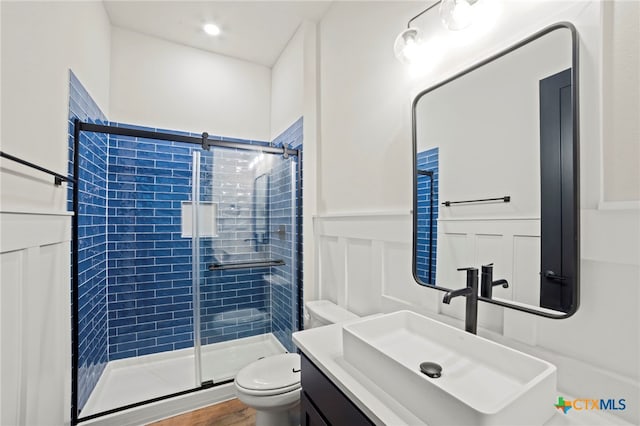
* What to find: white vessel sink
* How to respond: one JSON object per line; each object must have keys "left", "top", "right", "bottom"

{"left": 342, "top": 311, "right": 556, "bottom": 426}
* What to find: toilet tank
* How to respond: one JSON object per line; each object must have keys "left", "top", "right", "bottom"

{"left": 305, "top": 300, "right": 359, "bottom": 328}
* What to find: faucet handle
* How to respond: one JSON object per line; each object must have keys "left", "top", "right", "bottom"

{"left": 457, "top": 267, "right": 479, "bottom": 290}
{"left": 543, "top": 270, "right": 568, "bottom": 282}
{"left": 457, "top": 267, "right": 477, "bottom": 271}
{"left": 481, "top": 264, "right": 494, "bottom": 277}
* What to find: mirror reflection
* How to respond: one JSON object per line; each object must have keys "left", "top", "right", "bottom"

{"left": 413, "top": 25, "right": 578, "bottom": 316}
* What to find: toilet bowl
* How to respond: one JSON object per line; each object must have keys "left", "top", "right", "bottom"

{"left": 233, "top": 300, "right": 358, "bottom": 426}
{"left": 235, "top": 353, "right": 301, "bottom": 426}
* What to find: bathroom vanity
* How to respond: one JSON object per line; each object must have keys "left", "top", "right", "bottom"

{"left": 293, "top": 314, "right": 630, "bottom": 426}
{"left": 293, "top": 321, "right": 425, "bottom": 425}
{"left": 300, "top": 353, "right": 373, "bottom": 426}
{"left": 293, "top": 311, "right": 560, "bottom": 426}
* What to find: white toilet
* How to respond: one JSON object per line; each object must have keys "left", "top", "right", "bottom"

{"left": 234, "top": 300, "right": 359, "bottom": 426}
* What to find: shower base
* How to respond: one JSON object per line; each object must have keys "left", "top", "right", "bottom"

{"left": 81, "top": 333, "right": 286, "bottom": 419}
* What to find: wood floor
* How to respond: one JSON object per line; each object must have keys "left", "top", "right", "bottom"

{"left": 148, "top": 399, "right": 256, "bottom": 426}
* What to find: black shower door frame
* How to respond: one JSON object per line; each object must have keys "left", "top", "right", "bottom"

{"left": 71, "top": 120, "right": 302, "bottom": 425}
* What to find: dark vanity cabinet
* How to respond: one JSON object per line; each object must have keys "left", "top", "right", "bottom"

{"left": 300, "top": 353, "right": 374, "bottom": 426}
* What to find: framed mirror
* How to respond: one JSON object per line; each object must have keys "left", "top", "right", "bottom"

{"left": 412, "top": 23, "right": 579, "bottom": 318}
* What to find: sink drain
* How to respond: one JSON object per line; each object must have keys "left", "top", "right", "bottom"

{"left": 420, "top": 361, "right": 442, "bottom": 378}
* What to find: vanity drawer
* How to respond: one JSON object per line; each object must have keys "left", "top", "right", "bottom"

{"left": 300, "top": 353, "right": 374, "bottom": 426}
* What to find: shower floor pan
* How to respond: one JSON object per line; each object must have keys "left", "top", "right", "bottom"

{"left": 81, "top": 333, "right": 286, "bottom": 418}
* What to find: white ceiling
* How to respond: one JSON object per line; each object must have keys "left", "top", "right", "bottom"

{"left": 103, "top": 1, "right": 332, "bottom": 67}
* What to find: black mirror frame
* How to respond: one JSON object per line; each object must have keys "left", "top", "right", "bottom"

{"left": 411, "top": 22, "right": 580, "bottom": 319}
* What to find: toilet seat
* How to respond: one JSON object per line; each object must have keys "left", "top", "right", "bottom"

{"left": 235, "top": 353, "right": 301, "bottom": 396}
{"left": 236, "top": 381, "right": 300, "bottom": 397}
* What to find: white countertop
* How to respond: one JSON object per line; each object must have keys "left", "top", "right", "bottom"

{"left": 292, "top": 320, "right": 631, "bottom": 426}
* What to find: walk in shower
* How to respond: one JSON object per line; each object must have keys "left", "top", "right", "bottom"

{"left": 68, "top": 73, "right": 302, "bottom": 423}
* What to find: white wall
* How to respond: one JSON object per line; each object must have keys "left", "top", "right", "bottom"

{"left": 602, "top": 0, "right": 640, "bottom": 204}
{"left": 0, "top": 1, "right": 111, "bottom": 213}
{"left": 318, "top": 1, "right": 605, "bottom": 214}
{"left": 301, "top": 21, "right": 320, "bottom": 301}
{"left": 316, "top": 1, "right": 639, "bottom": 423}
{"left": 271, "top": 25, "right": 304, "bottom": 140}
{"left": 109, "top": 27, "right": 271, "bottom": 141}
{"left": 0, "top": 3, "right": 111, "bottom": 424}
{"left": 270, "top": 22, "right": 320, "bottom": 301}
{"left": 318, "top": 1, "right": 417, "bottom": 214}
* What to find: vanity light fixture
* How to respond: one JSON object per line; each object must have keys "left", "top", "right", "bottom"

{"left": 440, "top": 0, "right": 476, "bottom": 30}
{"left": 394, "top": 0, "right": 481, "bottom": 64}
{"left": 394, "top": 28, "right": 424, "bottom": 65}
{"left": 203, "top": 23, "right": 221, "bottom": 36}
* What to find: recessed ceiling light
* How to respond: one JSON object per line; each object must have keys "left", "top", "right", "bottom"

{"left": 203, "top": 23, "right": 221, "bottom": 36}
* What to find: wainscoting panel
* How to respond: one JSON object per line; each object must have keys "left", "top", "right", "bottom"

{"left": 436, "top": 232, "right": 470, "bottom": 289}
{"left": 317, "top": 235, "right": 343, "bottom": 306}
{"left": 314, "top": 214, "right": 541, "bottom": 333}
{"left": 345, "top": 239, "right": 379, "bottom": 316}
{"left": 437, "top": 218, "right": 540, "bottom": 306}
{"left": 314, "top": 215, "right": 541, "bottom": 329}
{"left": 475, "top": 234, "right": 505, "bottom": 277}
{"left": 381, "top": 242, "right": 418, "bottom": 305}
{"left": 315, "top": 213, "right": 433, "bottom": 317}
{"left": 0, "top": 212, "right": 71, "bottom": 426}
{"left": 513, "top": 235, "right": 542, "bottom": 306}
{"left": 1, "top": 249, "right": 24, "bottom": 425}
{"left": 315, "top": 213, "right": 498, "bottom": 317}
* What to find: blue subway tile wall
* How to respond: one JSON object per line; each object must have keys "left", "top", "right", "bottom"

{"left": 198, "top": 147, "right": 273, "bottom": 346}
{"left": 290, "top": 120, "right": 304, "bottom": 338}
{"left": 106, "top": 134, "right": 199, "bottom": 360}
{"left": 107, "top": 132, "right": 280, "bottom": 359}
{"left": 70, "top": 73, "right": 303, "bottom": 395}
{"left": 68, "top": 71, "right": 109, "bottom": 411}
{"left": 416, "top": 148, "right": 439, "bottom": 284}
{"left": 270, "top": 118, "right": 303, "bottom": 351}
{"left": 282, "top": 119, "right": 303, "bottom": 296}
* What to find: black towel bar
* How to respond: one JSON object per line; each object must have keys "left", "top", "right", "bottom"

{"left": 442, "top": 196, "right": 510, "bottom": 207}
{"left": 0, "top": 151, "right": 75, "bottom": 186}
{"left": 208, "top": 259, "right": 285, "bottom": 271}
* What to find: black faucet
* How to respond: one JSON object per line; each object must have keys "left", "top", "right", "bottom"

{"left": 442, "top": 267, "right": 478, "bottom": 334}
{"left": 480, "top": 263, "right": 509, "bottom": 298}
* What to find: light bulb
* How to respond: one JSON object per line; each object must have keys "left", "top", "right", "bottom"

{"left": 394, "top": 28, "right": 424, "bottom": 65}
{"left": 440, "top": 0, "right": 474, "bottom": 31}
{"left": 408, "top": 37, "right": 444, "bottom": 77}
{"left": 203, "top": 23, "right": 221, "bottom": 36}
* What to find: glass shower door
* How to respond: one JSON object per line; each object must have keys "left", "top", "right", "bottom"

{"left": 191, "top": 147, "right": 299, "bottom": 386}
